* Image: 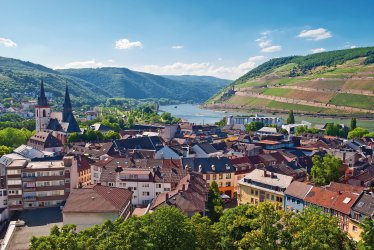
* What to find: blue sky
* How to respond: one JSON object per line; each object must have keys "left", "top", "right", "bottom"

{"left": 0, "top": 0, "right": 373, "bottom": 79}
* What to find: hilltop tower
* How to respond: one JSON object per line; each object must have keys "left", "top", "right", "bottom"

{"left": 35, "top": 79, "right": 51, "bottom": 132}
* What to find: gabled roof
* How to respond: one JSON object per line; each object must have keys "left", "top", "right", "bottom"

{"left": 63, "top": 185, "right": 132, "bottom": 213}
{"left": 285, "top": 181, "right": 313, "bottom": 199}
{"left": 352, "top": 193, "right": 374, "bottom": 218}
{"left": 187, "top": 157, "right": 235, "bottom": 173}
{"left": 113, "top": 136, "right": 164, "bottom": 152}
{"left": 194, "top": 143, "right": 218, "bottom": 154}
{"left": 150, "top": 172, "right": 208, "bottom": 213}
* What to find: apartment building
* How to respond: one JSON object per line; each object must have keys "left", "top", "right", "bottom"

{"left": 4, "top": 156, "right": 77, "bottom": 211}
{"left": 238, "top": 169, "right": 293, "bottom": 207}
{"left": 91, "top": 157, "right": 188, "bottom": 206}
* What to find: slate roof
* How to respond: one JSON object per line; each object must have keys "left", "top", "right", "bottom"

{"left": 28, "top": 132, "right": 63, "bottom": 148}
{"left": 195, "top": 143, "right": 218, "bottom": 154}
{"left": 113, "top": 136, "right": 164, "bottom": 153}
{"left": 352, "top": 193, "right": 374, "bottom": 218}
{"left": 63, "top": 185, "right": 132, "bottom": 213}
{"left": 184, "top": 157, "right": 235, "bottom": 173}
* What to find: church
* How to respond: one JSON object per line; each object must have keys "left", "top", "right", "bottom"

{"left": 35, "top": 80, "right": 81, "bottom": 144}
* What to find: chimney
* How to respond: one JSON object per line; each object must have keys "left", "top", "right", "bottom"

{"left": 270, "top": 172, "right": 275, "bottom": 178}
{"left": 166, "top": 193, "right": 169, "bottom": 200}
{"left": 182, "top": 184, "right": 186, "bottom": 191}
{"left": 343, "top": 152, "right": 346, "bottom": 163}
{"left": 263, "top": 170, "right": 267, "bottom": 177}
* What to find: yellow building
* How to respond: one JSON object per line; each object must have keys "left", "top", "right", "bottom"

{"left": 238, "top": 169, "right": 293, "bottom": 207}
{"left": 347, "top": 219, "right": 362, "bottom": 242}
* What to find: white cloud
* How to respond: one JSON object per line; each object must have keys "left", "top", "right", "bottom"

{"left": 107, "top": 59, "right": 115, "bottom": 63}
{"left": 256, "top": 32, "right": 282, "bottom": 53}
{"left": 115, "top": 38, "right": 143, "bottom": 49}
{"left": 297, "top": 28, "right": 332, "bottom": 41}
{"left": 171, "top": 45, "right": 184, "bottom": 49}
{"left": 261, "top": 45, "right": 282, "bottom": 53}
{"left": 54, "top": 60, "right": 105, "bottom": 69}
{"left": 311, "top": 48, "right": 326, "bottom": 53}
{"left": 136, "top": 56, "right": 266, "bottom": 80}
{"left": 0, "top": 38, "right": 17, "bottom": 47}
{"left": 350, "top": 45, "right": 357, "bottom": 49}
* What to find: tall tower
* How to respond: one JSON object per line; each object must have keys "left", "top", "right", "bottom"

{"left": 62, "top": 85, "right": 72, "bottom": 122}
{"left": 35, "top": 80, "right": 51, "bottom": 132}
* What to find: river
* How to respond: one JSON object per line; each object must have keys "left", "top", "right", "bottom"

{"left": 159, "top": 104, "right": 242, "bottom": 125}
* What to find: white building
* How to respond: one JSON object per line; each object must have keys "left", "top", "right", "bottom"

{"left": 227, "top": 114, "right": 283, "bottom": 127}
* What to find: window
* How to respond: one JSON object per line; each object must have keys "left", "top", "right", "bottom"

{"left": 156, "top": 184, "right": 161, "bottom": 188}
{"left": 142, "top": 192, "right": 150, "bottom": 196}
{"left": 271, "top": 195, "right": 274, "bottom": 201}
{"left": 251, "top": 198, "right": 254, "bottom": 203}
{"left": 226, "top": 182, "right": 231, "bottom": 187}
{"left": 3, "top": 199, "right": 7, "bottom": 206}
{"left": 8, "top": 180, "right": 21, "bottom": 185}
{"left": 142, "top": 183, "right": 150, "bottom": 188}
{"left": 226, "top": 173, "right": 231, "bottom": 179}
{"left": 219, "top": 174, "right": 223, "bottom": 180}
{"left": 352, "top": 226, "right": 358, "bottom": 232}
{"left": 212, "top": 175, "right": 216, "bottom": 180}
{"left": 266, "top": 194, "right": 270, "bottom": 199}
{"left": 219, "top": 182, "right": 223, "bottom": 187}
{"left": 251, "top": 189, "right": 254, "bottom": 195}
{"left": 7, "top": 170, "right": 21, "bottom": 175}
{"left": 164, "top": 188, "right": 170, "bottom": 191}
{"left": 276, "top": 197, "right": 283, "bottom": 203}
{"left": 354, "top": 213, "right": 360, "bottom": 220}
{"left": 93, "top": 173, "right": 99, "bottom": 178}
{"left": 296, "top": 200, "right": 301, "bottom": 205}
{"left": 108, "top": 182, "right": 114, "bottom": 187}
{"left": 206, "top": 175, "right": 210, "bottom": 180}
{"left": 292, "top": 198, "right": 295, "bottom": 203}
{"left": 287, "top": 197, "right": 291, "bottom": 201}
{"left": 255, "top": 190, "right": 258, "bottom": 196}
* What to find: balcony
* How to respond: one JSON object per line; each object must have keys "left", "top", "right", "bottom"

{"left": 35, "top": 185, "right": 65, "bottom": 191}
{"left": 23, "top": 196, "right": 36, "bottom": 201}
{"left": 22, "top": 176, "right": 36, "bottom": 181}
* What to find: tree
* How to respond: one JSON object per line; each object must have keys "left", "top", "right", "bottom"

{"left": 245, "top": 121, "right": 264, "bottom": 132}
{"left": 325, "top": 123, "right": 346, "bottom": 138}
{"left": 311, "top": 154, "right": 341, "bottom": 186}
{"left": 296, "top": 125, "right": 308, "bottom": 135}
{"left": 350, "top": 118, "right": 357, "bottom": 131}
{"left": 359, "top": 217, "right": 374, "bottom": 250}
{"left": 0, "top": 127, "right": 34, "bottom": 148}
{"left": 67, "top": 132, "right": 82, "bottom": 143}
{"left": 0, "top": 145, "right": 13, "bottom": 156}
{"left": 104, "top": 130, "right": 120, "bottom": 140}
{"left": 287, "top": 110, "right": 295, "bottom": 124}
{"left": 288, "top": 207, "right": 356, "bottom": 250}
{"left": 348, "top": 127, "right": 369, "bottom": 139}
{"left": 188, "top": 214, "right": 219, "bottom": 250}
{"left": 207, "top": 181, "right": 224, "bottom": 222}
{"left": 215, "top": 117, "right": 227, "bottom": 127}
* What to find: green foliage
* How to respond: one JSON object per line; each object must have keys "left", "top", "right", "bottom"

{"left": 0, "top": 145, "right": 13, "bottom": 156}
{"left": 351, "top": 118, "right": 357, "bottom": 131}
{"left": 30, "top": 204, "right": 356, "bottom": 250}
{"left": 207, "top": 181, "right": 224, "bottom": 222}
{"left": 359, "top": 217, "right": 374, "bottom": 250}
{"left": 286, "top": 110, "right": 295, "bottom": 124}
{"left": 364, "top": 132, "right": 374, "bottom": 138}
{"left": 215, "top": 117, "right": 227, "bottom": 127}
{"left": 245, "top": 121, "right": 264, "bottom": 132}
{"left": 325, "top": 123, "right": 347, "bottom": 138}
{"left": 295, "top": 125, "right": 320, "bottom": 135}
{"left": 311, "top": 154, "right": 341, "bottom": 186}
{"left": 104, "top": 130, "right": 120, "bottom": 140}
{"left": 348, "top": 127, "right": 370, "bottom": 139}
{"left": 0, "top": 127, "right": 34, "bottom": 148}
{"left": 287, "top": 207, "right": 357, "bottom": 250}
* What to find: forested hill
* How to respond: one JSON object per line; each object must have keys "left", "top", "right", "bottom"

{"left": 0, "top": 56, "right": 230, "bottom": 106}
{"left": 207, "top": 46, "right": 374, "bottom": 116}
{"left": 58, "top": 68, "right": 230, "bottom": 102}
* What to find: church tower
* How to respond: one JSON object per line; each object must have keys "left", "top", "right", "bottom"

{"left": 35, "top": 79, "right": 51, "bottom": 132}
{"left": 62, "top": 85, "right": 73, "bottom": 122}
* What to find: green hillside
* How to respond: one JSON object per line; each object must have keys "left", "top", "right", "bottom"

{"left": 207, "top": 47, "right": 374, "bottom": 116}
{"left": 0, "top": 56, "right": 230, "bottom": 107}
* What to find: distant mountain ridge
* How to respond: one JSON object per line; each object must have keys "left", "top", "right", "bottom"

{"left": 0, "top": 56, "right": 231, "bottom": 106}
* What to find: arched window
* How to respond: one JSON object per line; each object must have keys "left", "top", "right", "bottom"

{"left": 43, "top": 110, "right": 46, "bottom": 117}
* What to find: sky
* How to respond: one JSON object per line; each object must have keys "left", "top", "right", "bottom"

{"left": 0, "top": 0, "right": 374, "bottom": 80}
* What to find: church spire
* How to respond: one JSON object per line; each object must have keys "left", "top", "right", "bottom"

{"left": 62, "top": 84, "right": 73, "bottom": 122}
{"left": 37, "top": 79, "right": 49, "bottom": 106}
